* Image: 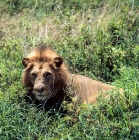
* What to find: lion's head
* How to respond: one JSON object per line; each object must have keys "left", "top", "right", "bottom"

{"left": 22, "top": 45, "right": 69, "bottom": 102}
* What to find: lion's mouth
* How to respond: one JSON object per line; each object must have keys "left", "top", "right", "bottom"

{"left": 35, "top": 93, "right": 52, "bottom": 101}
{"left": 37, "top": 94, "right": 46, "bottom": 97}
{"left": 34, "top": 93, "right": 47, "bottom": 100}
{"left": 34, "top": 91, "right": 52, "bottom": 102}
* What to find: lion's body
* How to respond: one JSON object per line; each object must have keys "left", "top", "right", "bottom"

{"left": 68, "top": 74, "right": 115, "bottom": 104}
{"left": 22, "top": 45, "right": 122, "bottom": 109}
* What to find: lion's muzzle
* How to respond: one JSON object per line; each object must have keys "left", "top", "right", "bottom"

{"left": 33, "top": 82, "right": 49, "bottom": 101}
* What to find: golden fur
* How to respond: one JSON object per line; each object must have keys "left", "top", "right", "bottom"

{"left": 22, "top": 45, "right": 122, "bottom": 108}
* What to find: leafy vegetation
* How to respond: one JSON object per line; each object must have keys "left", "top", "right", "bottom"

{"left": 0, "top": 0, "right": 139, "bottom": 139}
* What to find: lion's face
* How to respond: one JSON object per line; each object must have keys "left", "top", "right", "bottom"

{"left": 30, "top": 62, "right": 55, "bottom": 101}
{"left": 22, "top": 47, "right": 66, "bottom": 101}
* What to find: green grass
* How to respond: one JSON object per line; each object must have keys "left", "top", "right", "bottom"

{"left": 0, "top": 0, "right": 139, "bottom": 139}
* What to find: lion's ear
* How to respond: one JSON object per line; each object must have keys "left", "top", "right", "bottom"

{"left": 22, "top": 58, "right": 30, "bottom": 67}
{"left": 53, "top": 57, "right": 63, "bottom": 68}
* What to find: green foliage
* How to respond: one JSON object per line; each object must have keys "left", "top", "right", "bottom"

{"left": 56, "top": 16, "right": 138, "bottom": 81}
{"left": 0, "top": 0, "right": 138, "bottom": 81}
{"left": 1, "top": 0, "right": 104, "bottom": 16}
{"left": 0, "top": 0, "right": 139, "bottom": 139}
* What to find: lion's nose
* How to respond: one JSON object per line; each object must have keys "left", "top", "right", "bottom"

{"left": 37, "top": 88, "right": 45, "bottom": 93}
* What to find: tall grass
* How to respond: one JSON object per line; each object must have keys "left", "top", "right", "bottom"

{"left": 0, "top": 0, "right": 139, "bottom": 139}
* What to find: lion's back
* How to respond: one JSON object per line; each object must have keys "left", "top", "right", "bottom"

{"left": 69, "top": 74, "right": 115, "bottom": 103}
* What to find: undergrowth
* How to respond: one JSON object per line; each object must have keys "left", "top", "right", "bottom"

{"left": 0, "top": 0, "right": 139, "bottom": 139}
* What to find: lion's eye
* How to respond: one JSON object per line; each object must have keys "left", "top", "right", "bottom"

{"left": 31, "top": 73, "right": 37, "bottom": 79}
{"left": 44, "top": 72, "right": 51, "bottom": 79}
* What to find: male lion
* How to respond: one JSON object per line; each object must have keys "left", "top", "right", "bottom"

{"left": 22, "top": 45, "right": 122, "bottom": 109}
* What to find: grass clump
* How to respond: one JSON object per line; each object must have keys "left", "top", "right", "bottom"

{"left": 0, "top": 0, "right": 139, "bottom": 139}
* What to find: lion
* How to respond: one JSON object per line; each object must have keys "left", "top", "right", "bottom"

{"left": 22, "top": 45, "right": 123, "bottom": 109}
